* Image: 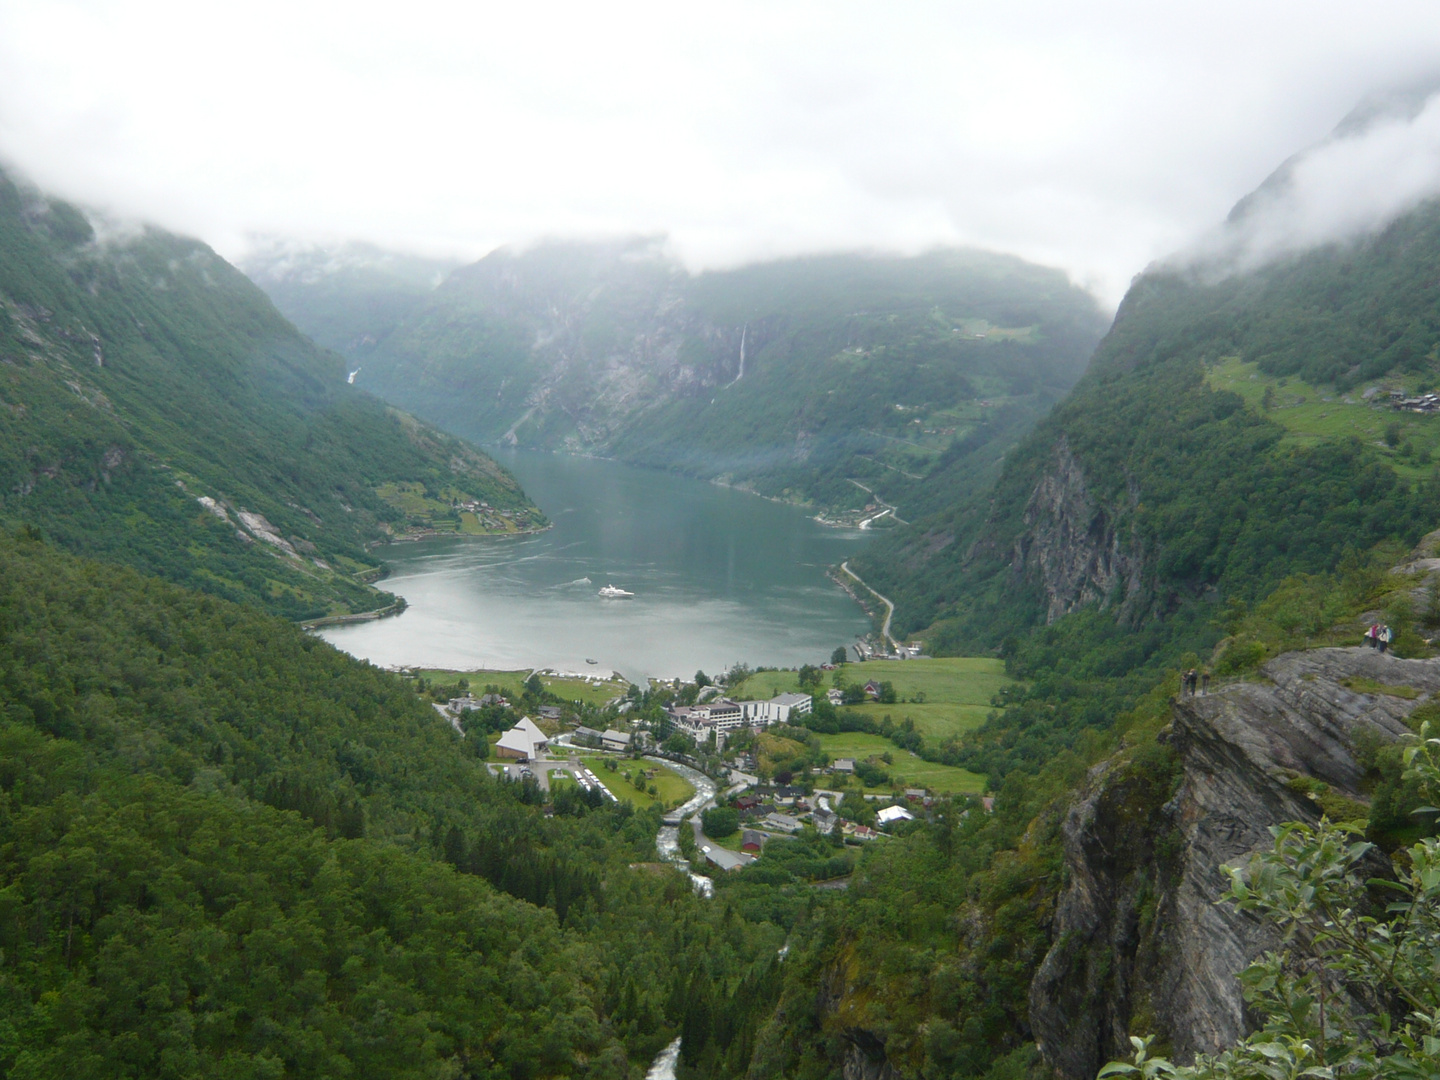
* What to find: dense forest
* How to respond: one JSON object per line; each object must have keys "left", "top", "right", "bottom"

{"left": 0, "top": 170, "right": 543, "bottom": 622}
{"left": 247, "top": 240, "right": 1109, "bottom": 521}
{"left": 0, "top": 529, "right": 817, "bottom": 1078}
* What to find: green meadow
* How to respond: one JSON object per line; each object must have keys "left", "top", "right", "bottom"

{"left": 416, "top": 667, "right": 629, "bottom": 707}
{"left": 736, "top": 656, "right": 1012, "bottom": 742}
{"left": 817, "top": 732, "right": 985, "bottom": 794}
{"left": 1206, "top": 356, "right": 1440, "bottom": 479}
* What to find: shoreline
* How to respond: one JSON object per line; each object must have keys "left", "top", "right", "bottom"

{"left": 300, "top": 597, "right": 408, "bottom": 630}
{"left": 367, "top": 521, "right": 552, "bottom": 549}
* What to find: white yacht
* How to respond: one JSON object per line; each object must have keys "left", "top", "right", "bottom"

{"left": 598, "top": 584, "right": 635, "bottom": 599}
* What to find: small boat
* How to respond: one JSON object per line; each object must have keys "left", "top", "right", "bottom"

{"left": 598, "top": 584, "right": 635, "bottom": 599}
{"left": 586, "top": 658, "right": 598, "bottom": 665}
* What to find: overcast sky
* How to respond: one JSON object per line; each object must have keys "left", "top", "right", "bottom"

{"left": 2, "top": 1, "right": 1440, "bottom": 306}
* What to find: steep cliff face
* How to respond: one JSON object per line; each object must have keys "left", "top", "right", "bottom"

{"left": 255, "top": 240, "right": 1107, "bottom": 518}
{"left": 1031, "top": 646, "right": 1437, "bottom": 1079}
{"left": 1009, "top": 438, "right": 1146, "bottom": 623}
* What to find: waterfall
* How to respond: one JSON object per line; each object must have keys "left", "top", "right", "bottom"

{"left": 646, "top": 1037, "right": 683, "bottom": 1079}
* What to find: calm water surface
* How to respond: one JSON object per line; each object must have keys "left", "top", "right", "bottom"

{"left": 320, "top": 453, "right": 873, "bottom": 682}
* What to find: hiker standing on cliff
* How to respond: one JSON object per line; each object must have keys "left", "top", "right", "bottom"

{"left": 1200, "top": 670, "right": 1210, "bottom": 695}
{"left": 1380, "top": 625, "right": 1393, "bottom": 654}
{"left": 1364, "top": 624, "right": 1377, "bottom": 648}
{"left": 1182, "top": 669, "right": 1196, "bottom": 696}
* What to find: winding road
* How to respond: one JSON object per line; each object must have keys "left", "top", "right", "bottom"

{"left": 840, "top": 561, "right": 895, "bottom": 651}
{"left": 848, "top": 479, "right": 906, "bottom": 528}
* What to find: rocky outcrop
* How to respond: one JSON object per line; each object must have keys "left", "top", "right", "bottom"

{"left": 841, "top": 1034, "right": 904, "bottom": 1080}
{"left": 1010, "top": 439, "right": 1146, "bottom": 623}
{"left": 1031, "top": 646, "right": 1438, "bottom": 1079}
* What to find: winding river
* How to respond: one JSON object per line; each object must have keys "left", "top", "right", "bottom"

{"left": 650, "top": 758, "right": 718, "bottom": 897}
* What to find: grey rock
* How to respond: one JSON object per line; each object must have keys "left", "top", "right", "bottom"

{"left": 1010, "top": 438, "right": 1146, "bottom": 624}
{"left": 1031, "top": 647, "right": 1435, "bottom": 1079}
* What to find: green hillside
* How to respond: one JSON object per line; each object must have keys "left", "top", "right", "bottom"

{"left": 0, "top": 528, "right": 810, "bottom": 1078}
{"left": 0, "top": 171, "right": 543, "bottom": 620}
{"left": 860, "top": 197, "right": 1440, "bottom": 659}
{"left": 255, "top": 240, "right": 1110, "bottom": 521}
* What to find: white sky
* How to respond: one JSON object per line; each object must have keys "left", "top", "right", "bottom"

{"left": 2, "top": 1, "right": 1440, "bottom": 306}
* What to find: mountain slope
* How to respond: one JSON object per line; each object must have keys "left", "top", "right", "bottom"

{"left": 242, "top": 240, "right": 461, "bottom": 360}
{"left": 857, "top": 194, "right": 1440, "bottom": 655}
{"left": 251, "top": 239, "right": 1110, "bottom": 521}
{"left": 0, "top": 527, "right": 748, "bottom": 1077}
{"left": 0, "top": 171, "right": 543, "bottom": 620}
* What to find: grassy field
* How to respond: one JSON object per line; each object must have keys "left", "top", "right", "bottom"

{"left": 843, "top": 702, "right": 994, "bottom": 740}
{"left": 734, "top": 657, "right": 1011, "bottom": 742}
{"left": 734, "top": 669, "right": 806, "bottom": 697}
{"left": 1205, "top": 356, "right": 1440, "bottom": 479}
{"left": 375, "top": 481, "right": 532, "bottom": 534}
{"left": 415, "top": 668, "right": 629, "bottom": 707}
{"left": 572, "top": 753, "right": 694, "bottom": 812}
{"left": 817, "top": 732, "right": 985, "bottom": 794}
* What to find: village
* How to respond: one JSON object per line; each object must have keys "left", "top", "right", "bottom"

{"left": 425, "top": 658, "right": 999, "bottom": 879}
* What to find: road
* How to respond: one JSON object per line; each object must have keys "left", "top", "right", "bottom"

{"left": 840, "top": 560, "right": 895, "bottom": 650}
{"left": 847, "top": 479, "right": 906, "bottom": 528}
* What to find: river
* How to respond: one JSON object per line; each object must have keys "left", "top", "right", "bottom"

{"left": 320, "top": 452, "right": 873, "bottom": 682}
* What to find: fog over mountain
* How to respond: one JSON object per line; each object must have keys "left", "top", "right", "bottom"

{"left": 4, "top": 1, "right": 1440, "bottom": 305}
{"left": 1179, "top": 82, "right": 1440, "bottom": 276}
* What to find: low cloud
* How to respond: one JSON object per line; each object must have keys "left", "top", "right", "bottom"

{"left": 1178, "top": 85, "right": 1440, "bottom": 275}
{"left": 4, "top": 2, "right": 1440, "bottom": 307}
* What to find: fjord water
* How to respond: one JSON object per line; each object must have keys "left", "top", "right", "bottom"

{"left": 319, "top": 452, "right": 873, "bottom": 681}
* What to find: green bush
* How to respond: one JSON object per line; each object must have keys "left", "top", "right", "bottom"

{"left": 702, "top": 807, "right": 740, "bottom": 837}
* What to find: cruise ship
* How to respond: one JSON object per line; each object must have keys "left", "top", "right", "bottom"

{"left": 598, "top": 584, "right": 635, "bottom": 599}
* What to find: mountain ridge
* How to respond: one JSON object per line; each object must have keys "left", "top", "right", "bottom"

{"left": 0, "top": 169, "right": 545, "bottom": 620}
{"left": 246, "top": 238, "right": 1111, "bottom": 523}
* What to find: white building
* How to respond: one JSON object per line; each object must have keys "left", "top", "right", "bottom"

{"left": 877, "top": 805, "right": 915, "bottom": 826}
{"left": 669, "top": 692, "right": 813, "bottom": 740}
{"left": 668, "top": 699, "right": 746, "bottom": 739}
{"left": 736, "top": 692, "right": 813, "bottom": 727}
{"left": 495, "top": 716, "right": 549, "bottom": 761}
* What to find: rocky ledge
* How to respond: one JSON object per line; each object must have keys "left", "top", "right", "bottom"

{"left": 1030, "top": 646, "right": 1439, "bottom": 1080}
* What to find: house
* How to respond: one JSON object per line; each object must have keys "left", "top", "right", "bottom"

{"left": 904, "top": 788, "right": 927, "bottom": 801}
{"left": 478, "top": 693, "right": 508, "bottom": 707}
{"left": 812, "top": 798, "right": 837, "bottom": 835}
{"left": 537, "top": 705, "right": 562, "bottom": 720}
{"left": 832, "top": 758, "right": 855, "bottom": 774}
{"left": 863, "top": 680, "right": 883, "bottom": 700}
{"left": 701, "top": 845, "right": 753, "bottom": 872}
{"left": 573, "top": 726, "right": 603, "bottom": 747}
{"left": 495, "top": 717, "right": 550, "bottom": 761}
{"left": 763, "top": 812, "right": 803, "bottom": 833}
{"left": 448, "top": 695, "right": 482, "bottom": 712}
{"left": 601, "top": 728, "right": 631, "bottom": 752}
{"left": 741, "top": 829, "right": 768, "bottom": 853}
{"left": 827, "top": 688, "right": 844, "bottom": 706}
{"left": 850, "top": 825, "right": 877, "bottom": 840}
{"left": 877, "top": 805, "right": 914, "bottom": 826}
